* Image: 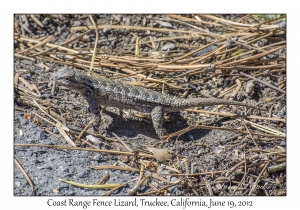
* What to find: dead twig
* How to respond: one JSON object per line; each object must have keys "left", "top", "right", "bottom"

{"left": 165, "top": 124, "right": 286, "bottom": 141}
{"left": 248, "top": 162, "right": 269, "bottom": 195}
{"left": 14, "top": 158, "right": 35, "bottom": 196}
{"left": 90, "top": 165, "right": 140, "bottom": 172}
{"left": 14, "top": 143, "right": 155, "bottom": 158}
{"left": 75, "top": 119, "right": 94, "bottom": 145}
{"left": 185, "top": 109, "right": 286, "bottom": 123}
{"left": 88, "top": 15, "right": 98, "bottom": 72}
{"left": 128, "top": 165, "right": 146, "bottom": 195}
{"left": 240, "top": 72, "right": 286, "bottom": 94}
{"left": 98, "top": 173, "right": 110, "bottom": 185}
{"left": 241, "top": 119, "right": 259, "bottom": 149}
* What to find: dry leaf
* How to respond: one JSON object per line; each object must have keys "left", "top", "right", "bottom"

{"left": 118, "top": 155, "right": 129, "bottom": 163}
{"left": 146, "top": 161, "right": 158, "bottom": 172}
{"left": 263, "top": 96, "right": 273, "bottom": 103}
{"left": 23, "top": 113, "right": 31, "bottom": 121}
{"left": 263, "top": 171, "right": 269, "bottom": 179}
{"left": 53, "top": 189, "right": 59, "bottom": 194}
{"left": 146, "top": 147, "right": 172, "bottom": 162}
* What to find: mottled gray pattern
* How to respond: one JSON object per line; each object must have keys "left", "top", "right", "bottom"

{"left": 51, "top": 69, "right": 262, "bottom": 137}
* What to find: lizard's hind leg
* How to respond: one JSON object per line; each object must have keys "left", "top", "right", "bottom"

{"left": 151, "top": 106, "right": 168, "bottom": 137}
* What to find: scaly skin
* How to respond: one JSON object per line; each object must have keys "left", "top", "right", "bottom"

{"left": 51, "top": 68, "right": 263, "bottom": 137}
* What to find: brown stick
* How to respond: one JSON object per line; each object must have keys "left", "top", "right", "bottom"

{"left": 90, "top": 165, "right": 140, "bottom": 172}
{"left": 185, "top": 109, "right": 286, "bottom": 123}
{"left": 14, "top": 158, "right": 35, "bottom": 196}
{"left": 240, "top": 72, "right": 286, "bottom": 94}
{"left": 14, "top": 144, "right": 155, "bottom": 158}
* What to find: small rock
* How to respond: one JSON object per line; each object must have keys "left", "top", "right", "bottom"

{"left": 15, "top": 181, "right": 21, "bottom": 187}
{"left": 42, "top": 93, "right": 52, "bottom": 99}
{"left": 86, "top": 135, "right": 101, "bottom": 144}
{"left": 211, "top": 146, "right": 222, "bottom": 155}
{"left": 103, "top": 28, "right": 110, "bottom": 36}
{"left": 92, "top": 154, "right": 102, "bottom": 161}
{"left": 81, "top": 35, "right": 90, "bottom": 43}
{"left": 156, "top": 20, "right": 173, "bottom": 28}
{"left": 72, "top": 21, "right": 82, "bottom": 27}
{"left": 171, "top": 177, "right": 179, "bottom": 182}
{"left": 125, "top": 18, "right": 130, "bottom": 26}
{"left": 161, "top": 42, "right": 176, "bottom": 51}
{"left": 197, "top": 148, "right": 205, "bottom": 155}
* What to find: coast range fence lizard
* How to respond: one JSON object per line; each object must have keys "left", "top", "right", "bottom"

{"left": 51, "top": 68, "right": 264, "bottom": 138}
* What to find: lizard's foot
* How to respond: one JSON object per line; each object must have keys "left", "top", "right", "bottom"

{"left": 157, "top": 128, "right": 169, "bottom": 139}
{"left": 92, "top": 116, "right": 101, "bottom": 132}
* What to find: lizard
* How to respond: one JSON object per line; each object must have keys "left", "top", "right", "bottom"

{"left": 51, "top": 68, "right": 264, "bottom": 138}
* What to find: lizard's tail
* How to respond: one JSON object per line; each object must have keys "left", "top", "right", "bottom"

{"left": 173, "top": 98, "right": 264, "bottom": 111}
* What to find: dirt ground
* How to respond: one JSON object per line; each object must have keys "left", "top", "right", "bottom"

{"left": 14, "top": 14, "right": 286, "bottom": 196}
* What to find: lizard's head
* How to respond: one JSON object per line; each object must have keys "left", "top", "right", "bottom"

{"left": 51, "top": 68, "right": 89, "bottom": 89}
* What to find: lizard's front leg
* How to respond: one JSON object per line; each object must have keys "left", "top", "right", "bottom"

{"left": 151, "top": 106, "right": 168, "bottom": 138}
{"left": 81, "top": 90, "right": 100, "bottom": 131}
